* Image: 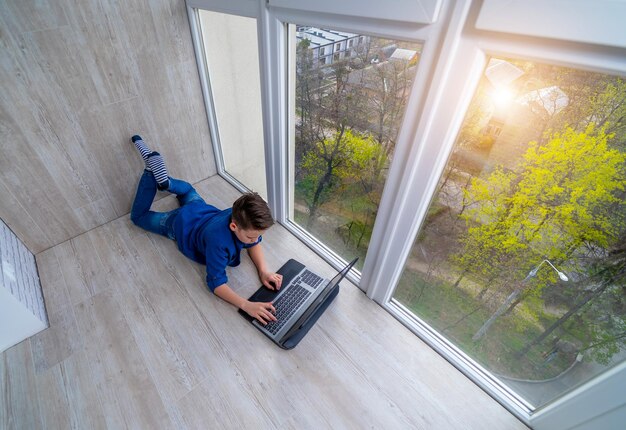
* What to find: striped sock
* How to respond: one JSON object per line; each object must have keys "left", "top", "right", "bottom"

{"left": 146, "top": 152, "right": 170, "bottom": 190}
{"left": 131, "top": 135, "right": 152, "bottom": 163}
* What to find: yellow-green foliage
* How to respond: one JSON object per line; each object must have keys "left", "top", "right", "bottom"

{"left": 455, "top": 125, "right": 626, "bottom": 285}
{"left": 300, "top": 128, "right": 385, "bottom": 208}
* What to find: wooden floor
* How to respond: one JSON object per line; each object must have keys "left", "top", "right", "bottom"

{"left": 1, "top": 176, "right": 527, "bottom": 429}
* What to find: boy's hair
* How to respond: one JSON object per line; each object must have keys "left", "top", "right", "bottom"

{"left": 231, "top": 192, "right": 274, "bottom": 230}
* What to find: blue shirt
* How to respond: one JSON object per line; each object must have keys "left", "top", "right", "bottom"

{"left": 172, "top": 203, "right": 261, "bottom": 292}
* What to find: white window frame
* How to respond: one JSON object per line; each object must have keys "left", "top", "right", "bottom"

{"left": 186, "top": 0, "right": 263, "bottom": 195}
{"left": 186, "top": 0, "right": 626, "bottom": 427}
{"left": 264, "top": 2, "right": 449, "bottom": 281}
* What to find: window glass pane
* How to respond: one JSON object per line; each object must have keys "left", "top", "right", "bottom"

{"left": 290, "top": 26, "right": 423, "bottom": 269}
{"left": 393, "top": 58, "right": 626, "bottom": 409}
{"left": 199, "top": 11, "right": 267, "bottom": 199}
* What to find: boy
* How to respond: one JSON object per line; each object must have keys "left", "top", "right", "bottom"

{"left": 129, "top": 135, "right": 282, "bottom": 325}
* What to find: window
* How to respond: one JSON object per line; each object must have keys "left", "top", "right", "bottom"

{"left": 198, "top": 10, "right": 267, "bottom": 198}
{"left": 291, "top": 25, "right": 423, "bottom": 271}
{"left": 189, "top": 1, "right": 626, "bottom": 424}
{"left": 319, "top": 46, "right": 325, "bottom": 56}
{"left": 392, "top": 57, "right": 626, "bottom": 410}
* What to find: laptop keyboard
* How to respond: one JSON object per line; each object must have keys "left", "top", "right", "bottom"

{"left": 300, "top": 269, "right": 324, "bottom": 289}
{"left": 264, "top": 283, "right": 312, "bottom": 335}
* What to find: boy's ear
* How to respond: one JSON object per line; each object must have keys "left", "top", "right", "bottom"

{"left": 229, "top": 221, "right": 238, "bottom": 232}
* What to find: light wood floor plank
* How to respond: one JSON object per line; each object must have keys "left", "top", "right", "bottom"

{"left": 30, "top": 305, "right": 81, "bottom": 374}
{"left": 97, "top": 220, "right": 223, "bottom": 401}
{"left": 175, "top": 358, "right": 278, "bottom": 430}
{"left": 35, "top": 247, "right": 71, "bottom": 314}
{"left": 74, "top": 290, "right": 174, "bottom": 430}
{"left": 1, "top": 0, "right": 68, "bottom": 33}
{"left": 0, "top": 340, "right": 43, "bottom": 430}
{"left": 36, "top": 351, "right": 107, "bottom": 430}
{"left": 54, "top": 233, "right": 109, "bottom": 306}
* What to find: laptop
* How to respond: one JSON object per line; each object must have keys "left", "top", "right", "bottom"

{"left": 239, "top": 257, "right": 358, "bottom": 349}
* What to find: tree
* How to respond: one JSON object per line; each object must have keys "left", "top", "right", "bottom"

{"left": 367, "top": 60, "right": 414, "bottom": 155}
{"left": 295, "top": 39, "right": 325, "bottom": 164}
{"left": 517, "top": 236, "right": 626, "bottom": 360}
{"left": 512, "top": 67, "right": 626, "bottom": 151}
{"left": 342, "top": 59, "right": 415, "bottom": 213}
{"left": 545, "top": 75, "right": 626, "bottom": 145}
{"left": 453, "top": 125, "right": 626, "bottom": 340}
{"left": 405, "top": 58, "right": 626, "bottom": 375}
{"left": 295, "top": 39, "right": 417, "bottom": 231}
{"left": 298, "top": 129, "right": 385, "bottom": 227}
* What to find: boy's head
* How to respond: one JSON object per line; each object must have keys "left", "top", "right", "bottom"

{"left": 230, "top": 192, "right": 274, "bottom": 244}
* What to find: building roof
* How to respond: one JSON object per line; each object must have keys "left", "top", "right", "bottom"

{"left": 296, "top": 27, "right": 359, "bottom": 48}
{"left": 346, "top": 61, "right": 416, "bottom": 92}
{"left": 517, "top": 85, "right": 570, "bottom": 115}
{"left": 484, "top": 58, "right": 524, "bottom": 87}
{"left": 390, "top": 48, "right": 417, "bottom": 61}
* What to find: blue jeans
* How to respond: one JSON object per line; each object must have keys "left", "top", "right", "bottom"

{"left": 130, "top": 171, "right": 205, "bottom": 239}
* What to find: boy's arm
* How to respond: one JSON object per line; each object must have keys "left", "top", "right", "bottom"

{"left": 214, "top": 283, "right": 277, "bottom": 325}
{"left": 247, "top": 243, "right": 283, "bottom": 290}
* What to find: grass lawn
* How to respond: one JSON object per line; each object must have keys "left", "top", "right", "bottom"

{"left": 293, "top": 187, "right": 375, "bottom": 271}
{"left": 394, "top": 270, "right": 573, "bottom": 380}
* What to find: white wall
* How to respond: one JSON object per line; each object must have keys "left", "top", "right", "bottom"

{"left": 1, "top": 219, "right": 47, "bottom": 352}
{"left": 199, "top": 11, "right": 268, "bottom": 199}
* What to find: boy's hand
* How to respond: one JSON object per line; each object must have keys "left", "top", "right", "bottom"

{"left": 241, "top": 300, "right": 277, "bottom": 325}
{"left": 261, "top": 271, "right": 283, "bottom": 290}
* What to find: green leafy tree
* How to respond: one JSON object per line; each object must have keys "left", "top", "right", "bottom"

{"left": 298, "top": 129, "right": 385, "bottom": 227}
{"left": 453, "top": 125, "right": 626, "bottom": 340}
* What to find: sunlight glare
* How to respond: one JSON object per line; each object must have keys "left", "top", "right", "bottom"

{"left": 490, "top": 86, "right": 513, "bottom": 108}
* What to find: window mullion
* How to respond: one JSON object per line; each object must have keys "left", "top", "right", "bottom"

{"left": 361, "top": 0, "right": 477, "bottom": 303}
{"left": 259, "top": 3, "right": 288, "bottom": 222}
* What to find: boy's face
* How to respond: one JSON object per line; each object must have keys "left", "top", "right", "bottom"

{"left": 229, "top": 222, "right": 264, "bottom": 245}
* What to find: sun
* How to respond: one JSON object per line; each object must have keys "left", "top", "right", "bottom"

{"left": 490, "top": 86, "right": 514, "bottom": 108}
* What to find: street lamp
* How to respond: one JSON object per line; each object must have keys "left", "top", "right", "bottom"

{"left": 473, "top": 259, "right": 569, "bottom": 341}
{"left": 527, "top": 259, "right": 569, "bottom": 282}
